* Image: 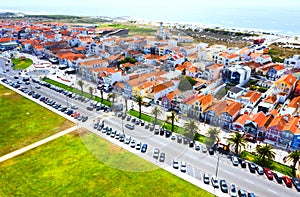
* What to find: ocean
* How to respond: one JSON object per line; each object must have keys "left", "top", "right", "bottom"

{"left": 2, "top": 5, "right": 300, "bottom": 36}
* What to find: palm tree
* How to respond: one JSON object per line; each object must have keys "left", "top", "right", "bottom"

{"left": 151, "top": 106, "right": 162, "bottom": 126}
{"left": 205, "top": 127, "right": 220, "bottom": 146}
{"left": 107, "top": 93, "right": 112, "bottom": 102}
{"left": 183, "top": 120, "right": 198, "bottom": 139}
{"left": 77, "top": 80, "right": 84, "bottom": 95}
{"left": 88, "top": 86, "right": 93, "bottom": 98}
{"left": 287, "top": 150, "right": 300, "bottom": 175}
{"left": 111, "top": 92, "right": 116, "bottom": 103}
{"left": 227, "top": 132, "right": 246, "bottom": 155}
{"left": 256, "top": 144, "right": 275, "bottom": 161}
{"left": 135, "top": 96, "right": 143, "bottom": 119}
{"left": 166, "top": 110, "right": 179, "bottom": 133}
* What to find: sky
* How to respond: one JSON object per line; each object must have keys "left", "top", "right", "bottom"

{"left": 1, "top": 0, "right": 300, "bottom": 17}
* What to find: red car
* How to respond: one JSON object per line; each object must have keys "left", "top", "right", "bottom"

{"left": 264, "top": 168, "right": 273, "bottom": 180}
{"left": 282, "top": 176, "right": 293, "bottom": 187}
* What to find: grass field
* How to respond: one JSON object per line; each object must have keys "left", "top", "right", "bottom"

{"left": 240, "top": 151, "right": 293, "bottom": 177}
{"left": 0, "top": 129, "right": 213, "bottom": 197}
{"left": 43, "top": 78, "right": 111, "bottom": 106}
{"left": 11, "top": 58, "right": 33, "bottom": 70}
{"left": 98, "top": 23, "right": 157, "bottom": 36}
{"left": 0, "top": 85, "right": 74, "bottom": 156}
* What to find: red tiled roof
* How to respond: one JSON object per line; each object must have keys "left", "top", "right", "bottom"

{"left": 242, "top": 91, "right": 261, "bottom": 103}
{"left": 268, "top": 115, "right": 286, "bottom": 130}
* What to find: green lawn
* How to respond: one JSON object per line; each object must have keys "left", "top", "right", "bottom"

{"left": 240, "top": 151, "right": 293, "bottom": 177}
{"left": 0, "top": 85, "right": 73, "bottom": 156}
{"left": 0, "top": 130, "right": 213, "bottom": 197}
{"left": 44, "top": 78, "right": 111, "bottom": 106}
{"left": 128, "top": 109, "right": 206, "bottom": 141}
{"left": 11, "top": 58, "right": 33, "bottom": 70}
{"left": 98, "top": 23, "right": 156, "bottom": 36}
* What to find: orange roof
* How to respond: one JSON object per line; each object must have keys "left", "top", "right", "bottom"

{"left": 275, "top": 74, "right": 297, "bottom": 87}
{"left": 151, "top": 81, "right": 174, "bottom": 94}
{"left": 288, "top": 96, "right": 300, "bottom": 108}
{"left": 74, "top": 46, "right": 85, "bottom": 51}
{"left": 273, "top": 65, "right": 285, "bottom": 71}
{"left": 208, "top": 63, "right": 223, "bottom": 70}
{"left": 207, "top": 100, "right": 227, "bottom": 116}
{"left": 252, "top": 111, "right": 267, "bottom": 127}
{"left": 165, "top": 90, "right": 180, "bottom": 101}
{"left": 0, "top": 37, "right": 17, "bottom": 43}
{"left": 242, "top": 91, "right": 261, "bottom": 103}
{"left": 186, "top": 94, "right": 205, "bottom": 105}
{"left": 186, "top": 66, "right": 198, "bottom": 73}
{"left": 220, "top": 52, "right": 239, "bottom": 59}
{"left": 235, "top": 114, "right": 251, "bottom": 125}
{"left": 268, "top": 109, "right": 278, "bottom": 117}
{"left": 283, "top": 117, "right": 299, "bottom": 134}
{"left": 263, "top": 95, "right": 277, "bottom": 104}
{"left": 175, "top": 64, "right": 188, "bottom": 72}
{"left": 268, "top": 115, "right": 286, "bottom": 130}
{"left": 79, "top": 59, "right": 107, "bottom": 67}
{"left": 198, "top": 94, "right": 214, "bottom": 109}
{"left": 225, "top": 101, "right": 242, "bottom": 116}
{"left": 144, "top": 54, "right": 161, "bottom": 60}
{"left": 138, "top": 81, "right": 153, "bottom": 90}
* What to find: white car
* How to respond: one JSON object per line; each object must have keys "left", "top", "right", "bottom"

{"left": 130, "top": 139, "right": 136, "bottom": 148}
{"left": 202, "top": 145, "right": 207, "bottom": 153}
{"left": 173, "top": 159, "right": 179, "bottom": 169}
{"left": 211, "top": 177, "right": 219, "bottom": 188}
{"left": 230, "top": 183, "right": 237, "bottom": 197}
{"left": 231, "top": 156, "right": 239, "bottom": 166}
{"left": 135, "top": 142, "right": 141, "bottom": 150}
{"left": 180, "top": 161, "right": 187, "bottom": 172}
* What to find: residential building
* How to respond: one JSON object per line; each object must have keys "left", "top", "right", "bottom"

{"left": 222, "top": 64, "right": 251, "bottom": 86}
{"left": 284, "top": 55, "right": 300, "bottom": 68}
{"left": 273, "top": 74, "right": 297, "bottom": 103}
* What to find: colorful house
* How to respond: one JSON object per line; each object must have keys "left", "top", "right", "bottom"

{"left": 273, "top": 74, "right": 297, "bottom": 103}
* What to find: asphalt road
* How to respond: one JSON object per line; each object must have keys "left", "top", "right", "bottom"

{"left": 1, "top": 68, "right": 299, "bottom": 197}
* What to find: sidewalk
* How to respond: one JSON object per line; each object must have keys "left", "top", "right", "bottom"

{"left": 0, "top": 126, "right": 78, "bottom": 163}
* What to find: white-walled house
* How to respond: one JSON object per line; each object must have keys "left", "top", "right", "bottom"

{"left": 284, "top": 55, "right": 300, "bottom": 68}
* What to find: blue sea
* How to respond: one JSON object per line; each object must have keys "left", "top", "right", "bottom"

{"left": 2, "top": 5, "right": 300, "bottom": 36}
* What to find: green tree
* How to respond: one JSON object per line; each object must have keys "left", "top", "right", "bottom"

{"left": 88, "top": 86, "right": 94, "bottom": 98}
{"left": 205, "top": 127, "right": 220, "bottom": 146}
{"left": 77, "top": 80, "right": 84, "bottom": 95}
{"left": 135, "top": 96, "right": 143, "bottom": 119}
{"left": 178, "top": 76, "right": 196, "bottom": 91}
{"left": 166, "top": 110, "right": 179, "bottom": 132}
{"left": 151, "top": 106, "right": 162, "bottom": 126}
{"left": 256, "top": 144, "right": 275, "bottom": 162}
{"left": 227, "top": 132, "right": 246, "bottom": 155}
{"left": 184, "top": 120, "right": 198, "bottom": 139}
{"left": 287, "top": 150, "right": 300, "bottom": 175}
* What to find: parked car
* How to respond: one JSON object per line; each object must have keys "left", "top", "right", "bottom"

{"left": 125, "top": 123, "right": 135, "bottom": 130}
{"left": 171, "top": 134, "right": 176, "bottom": 140}
{"left": 125, "top": 137, "right": 131, "bottom": 144}
{"left": 282, "top": 176, "right": 292, "bottom": 187}
{"left": 256, "top": 165, "right": 264, "bottom": 175}
{"left": 126, "top": 116, "right": 131, "bottom": 121}
{"left": 145, "top": 123, "right": 150, "bottom": 129}
{"left": 115, "top": 133, "right": 120, "bottom": 140}
{"left": 238, "top": 189, "right": 247, "bottom": 197}
{"left": 248, "top": 192, "right": 256, "bottom": 197}
{"left": 110, "top": 131, "right": 116, "bottom": 138}
{"left": 273, "top": 172, "right": 283, "bottom": 184}
{"left": 291, "top": 177, "right": 300, "bottom": 192}
{"left": 141, "top": 143, "right": 147, "bottom": 153}
{"left": 165, "top": 130, "right": 171, "bottom": 138}
{"left": 154, "top": 129, "right": 159, "bottom": 135}
{"left": 183, "top": 137, "right": 189, "bottom": 145}
{"left": 180, "top": 161, "right": 187, "bottom": 172}
{"left": 153, "top": 148, "right": 160, "bottom": 159}
{"left": 263, "top": 167, "right": 273, "bottom": 180}
{"left": 195, "top": 143, "right": 201, "bottom": 151}
{"left": 203, "top": 173, "right": 210, "bottom": 184}
{"left": 136, "top": 142, "right": 141, "bottom": 150}
{"left": 159, "top": 153, "right": 165, "bottom": 162}
{"left": 239, "top": 158, "right": 247, "bottom": 168}
{"left": 220, "top": 179, "right": 228, "bottom": 193}
{"left": 230, "top": 183, "right": 237, "bottom": 197}
{"left": 173, "top": 159, "right": 179, "bottom": 169}
{"left": 248, "top": 162, "right": 256, "bottom": 173}
{"left": 202, "top": 145, "right": 208, "bottom": 153}
{"left": 189, "top": 140, "right": 194, "bottom": 148}
{"left": 177, "top": 136, "right": 182, "bottom": 143}
{"left": 130, "top": 139, "right": 136, "bottom": 148}
{"left": 119, "top": 134, "right": 125, "bottom": 142}
{"left": 231, "top": 156, "right": 239, "bottom": 166}
{"left": 211, "top": 177, "right": 219, "bottom": 188}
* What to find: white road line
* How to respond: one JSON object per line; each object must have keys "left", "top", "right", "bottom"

{"left": 266, "top": 188, "right": 277, "bottom": 194}
{"left": 244, "top": 179, "right": 254, "bottom": 184}
{"left": 223, "top": 170, "right": 233, "bottom": 175}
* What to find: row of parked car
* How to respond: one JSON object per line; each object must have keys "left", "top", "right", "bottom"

{"left": 93, "top": 121, "right": 148, "bottom": 153}
{"left": 230, "top": 155, "right": 300, "bottom": 192}
{"left": 2, "top": 78, "right": 89, "bottom": 122}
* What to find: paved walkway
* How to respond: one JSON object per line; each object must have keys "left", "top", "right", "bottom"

{"left": 0, "top": 125, "right": 78, "bottom": 163}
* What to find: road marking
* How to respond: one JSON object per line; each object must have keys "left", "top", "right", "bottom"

{"left": 244, "top": 179, "right": 254, "bottom": 184}
{"left": 266, "top": 188, "right": 277, "bottom": 194}
{"left": 223, "top": 170, "right": 233, "bottom": 175}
